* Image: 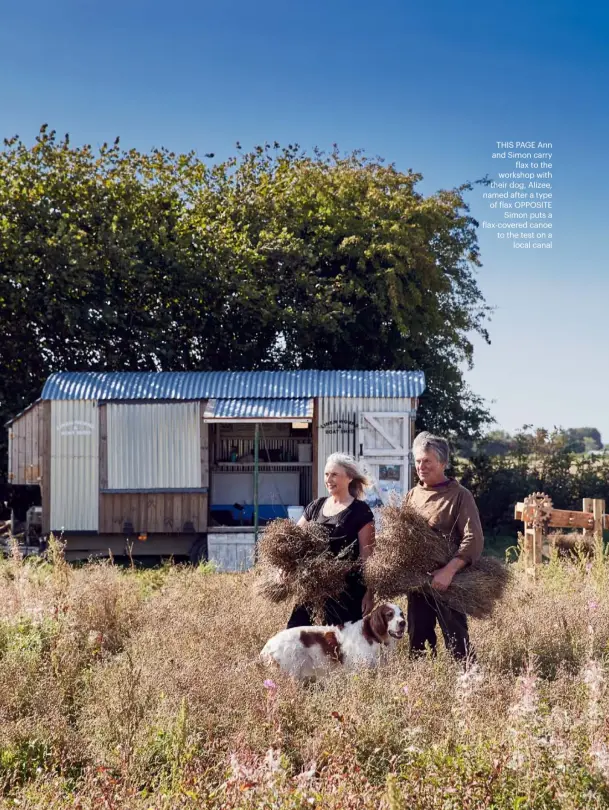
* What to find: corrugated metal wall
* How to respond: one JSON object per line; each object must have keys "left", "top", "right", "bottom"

{"left": 317, "top": 397, "right": 416, "bottom": 496}
{"left": 50, "top": 401, "right": 99, "bottom": 531}
{"left": 106, "top": 403, "right": 201, "bottom": 489}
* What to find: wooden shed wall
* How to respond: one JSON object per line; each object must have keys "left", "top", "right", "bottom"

{"left": 8, "top": 401, "right": 48, "bottom": 486}
{"left": 98, "top": 492, "right": 208, "bottom": 534}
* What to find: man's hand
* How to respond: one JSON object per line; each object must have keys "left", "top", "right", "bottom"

{"left": 429, "top": 566, "right": 455, "bottom": 592}
{"left": 429, "top": 557, "right": 466, "bottom": 592}
{"left": 362, "top": 590, "right": 375, "bottom": 616}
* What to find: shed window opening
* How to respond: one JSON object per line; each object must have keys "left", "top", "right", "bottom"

{"left": 209, "top": 422, "right": 313, "bottom": 527}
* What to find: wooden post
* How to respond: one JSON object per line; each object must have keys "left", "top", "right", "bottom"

{"left": 583, "top": 498, "right": 593, "bottom": 538}
{"left": 253, "top": 423, "right": 260, "bottom": 552}
{"left": 523, "top": 524, "right": 540, "bottom": 577}
{"left": 312, "top": 399, "right": 319, "bottom": 500}
{"left": 200, "top": 403, "right": 209, "bottom": 489}
{"left": 41, "top": 401, "right": 52, "bottom": 536}
{"left": 534, "top": 525, "right": 543, "bottom": 565}
{"left": 522, "top": 503, "right": 543, "bottom": 574}
{"left": 523, "top": 526, "right": 532, "bottom": 571}
{"left": 592, "top": 498, "right": 605, "bottom": 556}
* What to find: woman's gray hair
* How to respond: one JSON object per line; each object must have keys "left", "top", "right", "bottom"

{"left": 412, "top": 431, "right": 450, "bottom": 466}
{"left": 325, "top": 453, "right": 371, "bottom": 500}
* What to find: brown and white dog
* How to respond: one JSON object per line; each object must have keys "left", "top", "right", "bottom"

{"left": 260, "top": 603, "right": 406, "bottom": 680}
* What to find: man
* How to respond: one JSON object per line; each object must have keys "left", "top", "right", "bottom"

{"left": 406, "top": 431, "right": 484, "bottom": 660}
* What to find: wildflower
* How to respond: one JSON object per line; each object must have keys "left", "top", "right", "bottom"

{"left": 583, "top": 660, "right": 605, "bottom": 728}
{"left": 509, "top": 671, "right": 539, "bottom": 720}
{"left": 264, "top": 747, "right": 282, "bottom": 773}
{"left": 454, "top": 663, "right": 485, "bottom": 712}
{"left": 452, "top": 663, "right": 485, "bottom": 734}
{"left": 295, "top": 763, "right": 317, "bottom": 787}
{"left": 508, "top": 749, "right": 526, "bottom": 769}
{"left": 588, "top": 600, "right": 599, "bottom": 611}
{"left": 583, "top": 660, "right": 604, "bottom": 692}
{"left": 263, "top": 679, "right": 277, "bottom": 690}
{"left": 591, "top": 742, "right": 609, "bottom": 780}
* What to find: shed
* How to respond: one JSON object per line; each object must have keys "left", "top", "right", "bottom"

{"left": 6, "top": 370, "right": 426, "bottom": 565}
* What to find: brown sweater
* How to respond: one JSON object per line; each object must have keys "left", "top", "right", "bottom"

{"left": 405, "top": 479, "right": 484, "bottom": 565}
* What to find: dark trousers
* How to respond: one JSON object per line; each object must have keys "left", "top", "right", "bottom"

{"left": 287, "top": 574, "right": 366, "bottom": 628}
{"left": 407, "top": 591, "right": 472, "bottom": 661}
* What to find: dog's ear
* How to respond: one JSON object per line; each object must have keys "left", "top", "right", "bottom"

{"left": 368, "top": 604, "right": 390, "bottom": 642}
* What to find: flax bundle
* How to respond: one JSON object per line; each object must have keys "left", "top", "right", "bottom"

{"left": 255, "top": 519, "right": 358, "bottom": 610}
{"left": 549, "top": 531, "right": 595, "bottom": 559}
{"left": 364, "top": 500, "right": 511, "bottom": 619}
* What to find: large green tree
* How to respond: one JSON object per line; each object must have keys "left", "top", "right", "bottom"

{"left": 1, "top": 128, "right": 492, "bottom": 478}
{"left": 198, "top": 145, "right": 492, "bottom": 436}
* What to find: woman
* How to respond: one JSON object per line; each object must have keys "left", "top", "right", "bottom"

{"left": 406, "top": 431, "right": 484, "bottom": 660}
{"left": 286, "top": 453, "right": 375, "bottom": 628}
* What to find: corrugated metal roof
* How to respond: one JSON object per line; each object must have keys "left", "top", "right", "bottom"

{"left": 40, "top": 370, "right": 426, "bottom": 401}
{"left": 205, "top": 398, "right": 314, "bottom": 420}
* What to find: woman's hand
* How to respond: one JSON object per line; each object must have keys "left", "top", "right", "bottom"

{"left": 362, "top": 590, "right": 375, "bottom": 616}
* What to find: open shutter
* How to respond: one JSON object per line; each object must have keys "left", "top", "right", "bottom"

{"left": 358, "top": 412, "right": 411, "bottom": 505}
{"left": 358, "top": 412, "right": 408, "bottom": 457}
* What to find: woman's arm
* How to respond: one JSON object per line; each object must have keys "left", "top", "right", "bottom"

{"left": 358, "top": 522, "right": 375, "bottom": 562}
{"left": 359, "top": 522, "right": 375, "bottom": 614}
{"left": 296, "top": 498, "right": 323, "bottom": 527}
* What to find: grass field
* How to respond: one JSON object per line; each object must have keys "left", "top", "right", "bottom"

{"left": 1, "top": 540, "right": 609, "bottom": 808}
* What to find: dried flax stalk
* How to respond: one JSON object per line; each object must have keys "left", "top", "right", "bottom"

{"left": 364, "top": 499, "right": 511, "bottom": 619}
{"left": 255, "top": 519, "right": 358, "bottom": 610}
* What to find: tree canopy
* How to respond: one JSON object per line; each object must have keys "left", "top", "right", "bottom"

{"left": 1, "top": 127, "right": 492, "bottom": 477}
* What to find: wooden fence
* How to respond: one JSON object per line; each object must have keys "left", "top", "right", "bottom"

{"left": 514, "top": 493, "right": 608, "bottom": 575}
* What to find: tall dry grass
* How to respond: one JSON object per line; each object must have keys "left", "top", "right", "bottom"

{"left": 1, "top": 542, "right": 609, "bottom": 807}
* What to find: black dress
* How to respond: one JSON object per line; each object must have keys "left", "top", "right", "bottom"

{"left": 286, "top": 496, "right": 375, "bottom": 628}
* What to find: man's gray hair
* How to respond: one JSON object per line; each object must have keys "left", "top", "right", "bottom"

{"left": 412, "top": 431, "right": 450, "bottom": 466}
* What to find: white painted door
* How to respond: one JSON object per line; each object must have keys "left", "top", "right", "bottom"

{"left": 358, "top": 412, "right": 411, "bottom": 505}
{"left": 358, "top": 412, "right": 408, "bottom": 457}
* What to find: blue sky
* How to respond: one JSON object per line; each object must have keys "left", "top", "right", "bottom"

{"left": 2, "top": 0, "right": 608, "bottom": 439}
